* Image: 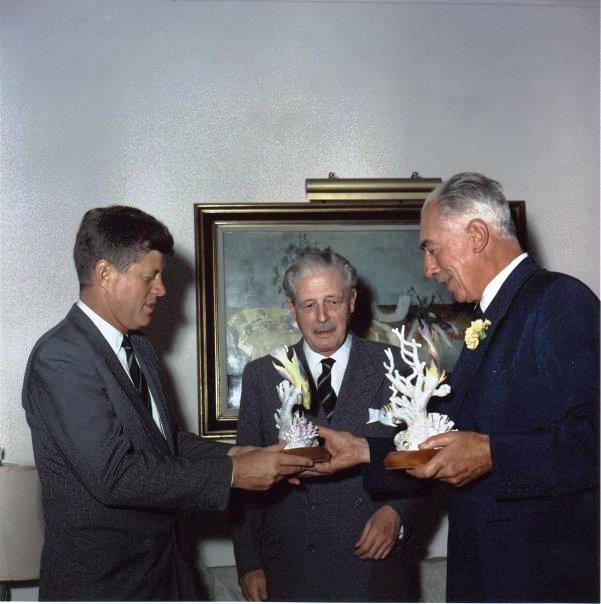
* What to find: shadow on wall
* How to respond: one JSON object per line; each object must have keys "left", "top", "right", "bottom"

{"left": 350, "top": 278, "right": 375, "bottom": 337}
{"left": 145, "top": 250, "right": 196, "bottom": 430}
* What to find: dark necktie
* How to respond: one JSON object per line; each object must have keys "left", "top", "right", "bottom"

{"left": 317, "top": 358, "right": 337, "bottom": 420}
{"left": 473, "top": 302, "right": 485, "bottom": 321}
{"left": 121, "top": 334, "right": 151, "bottom": 414}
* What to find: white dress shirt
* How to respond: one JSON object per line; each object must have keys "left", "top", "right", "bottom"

{"left": 303, "top": 333, "right": 352, "bottom": 396}
{"left": 480, "top": 253, "right": 529, "bottom": 312}
{"left": 76, "top": 300, "right": 166, "bottom": 437}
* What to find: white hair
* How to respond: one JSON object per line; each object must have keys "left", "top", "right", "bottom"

{"left": 422, "top": 172, "right": 517, "bottom": 240}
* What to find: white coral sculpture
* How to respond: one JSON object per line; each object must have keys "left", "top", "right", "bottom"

{"left": 374, "top": 325, "right": 455, "bottom": 451}
{"left": 270, "top": 346, "right": 318, "bottom": 449}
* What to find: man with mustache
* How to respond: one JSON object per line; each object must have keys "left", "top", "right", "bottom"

{"left": 230, "top": 249, "right": 418, "bottom": 602}
{"left": 21, "top": 205, "right": 313, "bottom": 601}
{"left": 318, "top": 173, "right": 599, "bottom": 603}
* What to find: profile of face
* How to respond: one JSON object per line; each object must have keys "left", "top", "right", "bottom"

{"left": 100, "top": 249, "right": 167, "bottom": 333}
{"left": 419, "top": 203, "right": 481, "bottom": 304}
{"left": 286, "top": 268, "right": 356, "bottom": 356}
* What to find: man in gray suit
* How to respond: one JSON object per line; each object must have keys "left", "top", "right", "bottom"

{"left": 21, "top": 206, "right": 312, "bottom": 601}
{"left": 231, "top": 249, "right": 418, "bottom": 602}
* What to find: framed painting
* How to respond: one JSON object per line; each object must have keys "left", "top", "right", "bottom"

{"left": 195, "top": 200, "right": 527, "bottom": 438}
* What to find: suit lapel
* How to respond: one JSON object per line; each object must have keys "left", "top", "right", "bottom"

{"left": 67, "top": 306, "right": 171, "bottom": 454}
{"left": 331, "top": 336, "right": 387, "bottom": 433}
{"left": 448, "top": 257, "right": 539, "bottom": 422}
{"left": 130, "top": 334, "right": 176, "bottom": 454}
{"left": 294, "top": 336, "right": 388, "bottom": 431}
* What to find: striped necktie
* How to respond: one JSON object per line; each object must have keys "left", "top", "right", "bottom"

{"left": 317, "top": 358, "right": 337, "bottom": 420}
{"left": 121, "top": 334, "right": 151, "bottom": 414}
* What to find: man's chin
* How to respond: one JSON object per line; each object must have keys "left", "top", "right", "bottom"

{"left": 309, "top": 333, "right": 342, "bottom": 355}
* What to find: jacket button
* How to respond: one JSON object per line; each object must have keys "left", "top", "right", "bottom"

{"left": 354, "top": 497, "right": 363, "bottom": 508}
{"left": 307, "top": 544, "right": 316, "bottom": 553}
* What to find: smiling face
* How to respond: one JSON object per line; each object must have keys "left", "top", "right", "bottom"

{"left": 286, "top": 268, "right": 356, "bottom": 356}
{"left": 101, "top": 249, "right": 167, "bottom": 333}
{"left": 419, "top": 203, "right": 482, "bottom": 304}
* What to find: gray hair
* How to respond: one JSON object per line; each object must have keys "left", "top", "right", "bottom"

{"left": 422, "top": 172, "right": 517, "bottom": 239}
{"left": 283, "top": 248, "right": 357, "bottom": 301}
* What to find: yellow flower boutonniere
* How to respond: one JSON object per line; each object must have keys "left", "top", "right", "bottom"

{"left": 464, "top": 319, "right": 492, "bottom": 350}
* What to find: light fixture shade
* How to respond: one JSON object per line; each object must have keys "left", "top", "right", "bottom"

{"left": 0, "top": 465, "right": 44, "bottom": 581}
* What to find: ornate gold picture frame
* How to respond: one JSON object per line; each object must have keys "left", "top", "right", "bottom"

{"left": 194, "top": 198, "right": 527, "bottom": 438}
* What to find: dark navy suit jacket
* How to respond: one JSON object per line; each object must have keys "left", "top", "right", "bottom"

{"left": 364, "top": 257, "right": 600, "bottom": 602}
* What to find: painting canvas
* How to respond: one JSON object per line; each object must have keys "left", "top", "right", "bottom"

{"left": 195, "top": 201, "right": 526, "bottom": 437}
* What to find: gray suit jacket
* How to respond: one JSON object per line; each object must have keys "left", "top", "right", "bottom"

{"left": 230, "top": 335, "right": 418, "bottom": 602}
{"left": 22, "top": 305, "right": 233, "bottom": 601}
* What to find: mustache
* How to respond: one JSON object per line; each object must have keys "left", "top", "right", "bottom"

{"left": 313, "top": 322, "right": 335, "bottom": 333}
{"left": 435, "top": 271, "right": 452, "bottom": 286}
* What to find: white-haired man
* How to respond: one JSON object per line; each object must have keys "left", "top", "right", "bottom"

{"left": 319, "top": 173, "right": 599, "bottom": 603}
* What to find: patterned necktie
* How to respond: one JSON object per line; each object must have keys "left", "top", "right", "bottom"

{"left": 121, "top": 334, "right": 151, "bottom": 414}
{"left": 317, "top": 358, "right": 337, "bottom": 420}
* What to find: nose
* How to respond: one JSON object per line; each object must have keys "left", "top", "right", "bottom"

{"left": 423, "top": 251, "right": 437, "bottom": 279}
{"left": 316, "top": 302, "right": 329, "bottom": 323}
{"left": 152, "top": 275, "right": 167, "bottom": 297}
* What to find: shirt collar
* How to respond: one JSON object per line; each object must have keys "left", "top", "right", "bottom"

{"left": 303, "top": 332, "right": 352, "bottom": 374}
{"left": 77, "top": 299, "right": 125, "bottom": 355}
{"left": 480, "top": 253, "right": 529, "bottom": 312}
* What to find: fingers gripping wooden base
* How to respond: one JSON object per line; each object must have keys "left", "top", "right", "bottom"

{"left": 383, "top": 448, "right": 439, "bottom": 469}
{"left": 283, "top": 446, "right": 331, "bottom": 462}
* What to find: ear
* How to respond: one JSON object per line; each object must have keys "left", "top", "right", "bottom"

{"left": 466, "top": 219, "right": 489, "bottom": 254}
{"left": 94, "top": 259, "right": 115, "bottom": 292}
{"left": 349, "top": 289, "right": 357, "bottom": 314}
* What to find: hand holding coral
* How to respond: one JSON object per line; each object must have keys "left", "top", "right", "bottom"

{"left": 407, "top": 431, "right": 491, "bottom": 487}
{"left": 318, "top": 426, "right": 370, "bottom": 472}
{"left": 231, "top": 443, "right": 313, "bottom": 491}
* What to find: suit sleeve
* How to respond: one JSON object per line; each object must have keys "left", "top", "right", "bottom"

{"left": 24, "top": 339, "right": 232, "bottom": 511}
{"left": 490, "top": 278, "right": 600, "bottom": 498}
{"left": 363, "top": 437, "right": 424, "bottom": 496}
{"left": 176, "top": 430, "right": 232, "bottom": 460}
{"left": 138, "top": 337, "right": 232, "bottom": 461}
{"left": 229, "top": 362, "right": 267, "bottom": 580}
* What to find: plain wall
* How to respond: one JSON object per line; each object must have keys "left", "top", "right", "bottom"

{"left": 2, "top": 0, "right": 599, "bottom": 590}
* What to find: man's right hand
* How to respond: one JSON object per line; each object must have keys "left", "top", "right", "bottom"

{"left": 231, "top": 443, "right": 313, "bottom": 491}
{"left": 315, "top": 426, "right": 370, "bottom": 472}
{"left": 240, "top": 569, "right": 268, "bottom": 601}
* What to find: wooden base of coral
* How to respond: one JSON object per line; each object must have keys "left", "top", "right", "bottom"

{"left": 384, "top": 448, "right": 439, "bottom": 470}
{"left": 283, "top": 446, "right": 331, "bottom": 462}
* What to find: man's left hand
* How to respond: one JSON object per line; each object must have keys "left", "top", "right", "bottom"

{"left": 407, "top": 431, "right": 492, "bottom": 487}
{"left": 354, "top": 505, "right": 400, "bottom": 560}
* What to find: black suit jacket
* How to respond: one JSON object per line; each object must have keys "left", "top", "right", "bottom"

{"left": 364, "top": 258, "right": 600, "bottom": 602}
{"left": 230, "top": 335, "right": 419, "bottom": 602}
{"left": 22, "top": 305, "right": 233, "bottom": 601}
